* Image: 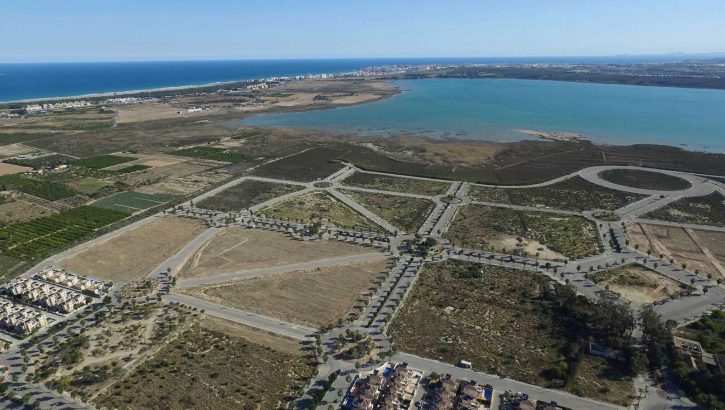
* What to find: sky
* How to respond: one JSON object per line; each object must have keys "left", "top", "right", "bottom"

{"left": 2, "top": 0, "right": 725, "bottom": 63}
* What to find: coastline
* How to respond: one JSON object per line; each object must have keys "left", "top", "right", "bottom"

{"left": 0, "top": 79, "right": 251, "bottom": 104}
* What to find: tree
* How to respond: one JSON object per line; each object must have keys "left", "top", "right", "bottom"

{"left": 639, "top": 306, "right": 672, "bottom": 370}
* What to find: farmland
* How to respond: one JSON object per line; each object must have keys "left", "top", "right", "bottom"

{"left": 92, "top": 191, "right": 176, "bottom": 213}
{"left": 468, "top": 176, "right": 647, "bottom": 211}
{"left": 96, "top": 322, "right": 314, "bottom": 410}
{"left": 0, "top": 173, "right": 77, "bottom": 200}
{"left": 58, "top": 217, "right": 207, "bottom": 282}
{"left": 598, "top": 169, "right": 691, "bottom": 191}
{"left": 173, "top": 146, "right": 247, "bottom": 163}
{"left": 197, "top": 179, "right": 303, "bottom": 212}
{"left": 183, "top": 258, "right": 389, "bottom": 328}
{"left": 343, "top": 190, "right": 435, "bottom": 233}
{"left": 179, "top": 227, "right": 371, "bottom": 278}
{"left": 260, "top": 191, "right": 382, "bottom": 232}
{"left": 445, "top": 205, "right": 601, "bottom": 260}
{"left": 71, "top": 154, "right": 136, "bottom": 169}
{"left": 0, "top": 205, "right": 129, "bottom": 262}
{"left": 645, "top": 191, "right": 725, "bottom": 227}
{"left": 342, "top": 172, "right": 450, "bottom": 196}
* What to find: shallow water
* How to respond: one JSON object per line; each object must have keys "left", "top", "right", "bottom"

{"left": 241, "top": 78, "right": 725, "bottom": 152}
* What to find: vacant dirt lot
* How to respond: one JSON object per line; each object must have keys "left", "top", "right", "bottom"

{"left": 58, "top": 217, "right": 207, "bottom": 282}
{"left": 183, "top": 258, "right": 389, "bottom": 327}
{"left": 627, "top": 223, "right": 725, "bottom": 280}
{"left": 0, "top": 162, "right": 31, "bottom": 176}
{"left": 0, "top": 196, "right": 57, "bottom": 223}
{"left": 589, "top": 264, "right": 690, "bottom": 305}
{"left": 179, "top": 227, "right": 372, "bottom": 278}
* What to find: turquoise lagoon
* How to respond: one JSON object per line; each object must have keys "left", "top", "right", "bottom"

{"left": 240, "top": 79, "right": 725, "bottom": 152}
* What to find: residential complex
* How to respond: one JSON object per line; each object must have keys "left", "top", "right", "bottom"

{"left": 2, "top": 278, "right": 89, "bottom": 314}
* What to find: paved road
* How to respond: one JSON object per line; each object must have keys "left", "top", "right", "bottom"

{"left": 163, "top": 293, "right": 315, "bottom": 341}
{"left": 176, "top": 252, "right": 388, "bottom": 289}
{"left": 579, "top": 165, "right": 712, "bottom": 196}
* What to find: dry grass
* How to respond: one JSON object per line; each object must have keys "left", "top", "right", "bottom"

{"left": 0, "top": 196, "right": 57, "bottom": 223}
{"left": 627, "top": 223, "right": 725, "bottom": 280}
{"left": 183, "top": 258, "right": 389, "bottom": 328}
{"left": 0, "top": 162, "right": 32, "bottom": 176}
{"left": 58, "top": 217, "right": 207, "bottom": 282}
{"left": 179, "top": 227, "right": 372, "bottom": 279}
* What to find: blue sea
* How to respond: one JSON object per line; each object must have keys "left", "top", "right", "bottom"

{"left": 0, "top": 56, "right": 692, "bottom": 102}
{"left": 241, "top": 78, "right": 725, "bottom": 152}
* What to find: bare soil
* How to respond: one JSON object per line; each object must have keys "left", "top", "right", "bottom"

{"left": 183, "top": 258, "right": 389, "bottom": 327}
{"left": 58, "top": 217, "right": 207, "bottom": 282}
{"left": 627, "top": 223, "right": 725, "bottom": 280}
{"left": 179, "top": 227, "right": 372, "bottom": 278}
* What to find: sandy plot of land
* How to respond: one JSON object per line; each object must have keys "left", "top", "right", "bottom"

{"left": 136, "top": 169, "right": 232, "bottom": 196}
{"left": 153, "top": 161, "right": 211, "bottom": 177}
{"left": 179, "top": 227, "right": 372, "bottom": 279}
{"left": 115, "top": 102, "right": 185, "bottom": 123}
{"left": 58, "top": 217, "right": 207, "bottom": 282}
{"left": 627, "top": 223, "right": 725, "bottom": 279}
{"left": 595, "top": 264, "right": 689, "bottom": 305}
{"left": 0, "top": 162, "right": 31, "bottom": 176}
{"left": 0, "top": 197, "right": 57, "bottom": 223}
{"left": 495, "top": 236, "right": 567, "bottom": 261}
{"left": 183, "top": 258, "right": 389, "bottom": 327}
{"left": 0, "top": 143, "right": 37, "bottom": 158}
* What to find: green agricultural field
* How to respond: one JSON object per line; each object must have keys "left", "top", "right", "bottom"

{"left": 197, "top": 179, "right": 303, "bottom": 212}
{"left": 260, "top": 191, "right": 381, "bottom": 232}
{"left": 445, "top": 205, "right": 601, "bottom": 260}
{"left": 468, "top": 176, "right": 648, "bottom": 211}
{"left": 0, "top": 205, "right": 129, "bottom": 261}
{"left": 342, "top": 172, "right": 450, "bottom": 196}
{"left": 598, "top": 169, "right": 691, "bottom": 191}
{"left": 173, "top": 146, "right": 247, "bottom": 163}
{"left": 645, "top": 191, "right": 725, "bottom": 227}
{"left": 92, "top": 191, "right": 176, "bottom": 213}
{"left": 71, "top": 154, "right": 136, "bottom": 169}
{"left": 0, "top": 132, "right": 56, "bottom": 145}
{"left": 343, "top": 190, "right": 435, "bottom": 233}
{"left": 0, "top": 174, "right": 77, "bottom": 200}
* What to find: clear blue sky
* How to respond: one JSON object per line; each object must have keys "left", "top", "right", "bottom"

{"left": 3, "top": 0, "right": 724, "bottom": 63}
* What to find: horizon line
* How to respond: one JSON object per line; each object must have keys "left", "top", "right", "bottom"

{"left": 2, "top": 52, "right": 725, "bottom": 65}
